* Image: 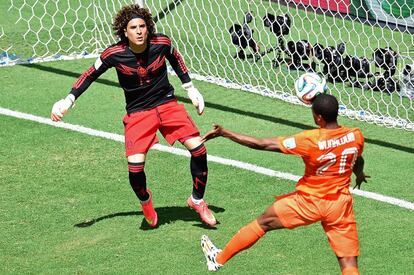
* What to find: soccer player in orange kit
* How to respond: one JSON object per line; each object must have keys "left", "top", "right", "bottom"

{"left": 200, "top": 94, "right": 369, "bottom": 274}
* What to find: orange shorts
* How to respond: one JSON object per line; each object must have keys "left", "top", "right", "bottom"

{"left": 123, "top": 100, "right": 199, "bottom": 156}
{"left": 273, "top": 191, "right": 359, "bottom": 257}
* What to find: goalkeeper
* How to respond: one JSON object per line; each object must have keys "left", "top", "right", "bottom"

{"left": 50, "top": 4, "right": 217, "bottom": 228}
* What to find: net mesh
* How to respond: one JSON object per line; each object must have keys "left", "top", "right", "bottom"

{"left": 2, "top": 0, "right": 413, "bottom": 130}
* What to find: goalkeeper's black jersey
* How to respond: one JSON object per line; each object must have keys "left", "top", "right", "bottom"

{"left": 70, "top": 34, "right": 191, "bottom": 113}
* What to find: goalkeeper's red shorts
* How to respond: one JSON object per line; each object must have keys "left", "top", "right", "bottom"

{"left": 273, "top": 190, "right": 359, "bottom": 257}
{"left": 123, "top": 100, "right": 199, "bottom": 156}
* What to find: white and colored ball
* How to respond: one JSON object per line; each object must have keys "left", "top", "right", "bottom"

{"left": 295, "top": 73, "right": 327, "bottom": 105}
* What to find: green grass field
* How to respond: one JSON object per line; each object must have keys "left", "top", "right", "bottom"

{"left": 1, "top": 0, "right": 414, "bottom": 274}
{"left": 1, "top": 59, "right": 413, "bottom": 274}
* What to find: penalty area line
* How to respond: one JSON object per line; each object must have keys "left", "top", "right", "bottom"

{"left": 1, "top": 107, "right": 413, "bottom": 211}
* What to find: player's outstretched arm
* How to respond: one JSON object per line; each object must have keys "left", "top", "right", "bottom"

{"left": 202, "top": 124, "right": 281, "bottom": 152}
{"left": 50, "top": 94, "right": 75, "bottom": 122}
{"left": 353, "top": 156, "right": 370, "bottom": 189}
{"left": 50, "top": 56, "right": 110, "bottom": 122}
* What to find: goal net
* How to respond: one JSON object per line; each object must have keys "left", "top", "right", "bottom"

{"left": 2, "top": 0, "right": 413, "bottom": 130}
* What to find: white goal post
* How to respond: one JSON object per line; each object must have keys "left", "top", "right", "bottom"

{"left": 1, "top": 0, "right": 413, "bottom": 130}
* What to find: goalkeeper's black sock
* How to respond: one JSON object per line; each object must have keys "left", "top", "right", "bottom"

{"left": 189, "top": 144, "right": 208, "bottom": 200}
{"left": 128, "top": 162, "right": 149, "bottom": 201}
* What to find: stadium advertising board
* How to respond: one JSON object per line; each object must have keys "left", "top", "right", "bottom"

{"left": 351, "top": 0, "right": 414, "bottom": 28}
{"left": 291, "top": 0, "right": 414, "bottom": 29}
{"left": 290, "top": 0, "right": 350, "bottom": 13}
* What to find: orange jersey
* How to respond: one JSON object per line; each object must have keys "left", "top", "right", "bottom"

{"left": 277, "top": 126, "right": 364, "bottom": 197}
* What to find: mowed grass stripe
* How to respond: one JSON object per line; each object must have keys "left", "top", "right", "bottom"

{"left": 1, "top": 106, "right": 413, "bottom": 211}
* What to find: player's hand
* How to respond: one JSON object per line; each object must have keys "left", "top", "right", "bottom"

{"left": 353, "top": 173, "right": 370, "bottom": 190}
{"left": 201, "top": 124, "right": 224, "bottom": 142}
{"left": 50, "top": 94, "right": 75, "bottom": 122}
{"left": 183, "top": 82, "right": 205, "bottom": 115}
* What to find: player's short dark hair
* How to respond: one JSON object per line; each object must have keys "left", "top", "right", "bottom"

{"left": 311, "top": 94, "right": 339, "bottom": 123}
{"left": 112, "top": 4, "right": 155, "bottom": 42}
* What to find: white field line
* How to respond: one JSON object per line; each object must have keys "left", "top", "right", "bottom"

{"left": 1, "top": 107, "right": 413, "bottom": 211}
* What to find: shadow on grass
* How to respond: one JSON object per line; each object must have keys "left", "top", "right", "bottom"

{"left": 74, "top": 205, "right": 225, "bottom": 230}
{"left": 21, "top": 63, "right": 414, "bottom": 154}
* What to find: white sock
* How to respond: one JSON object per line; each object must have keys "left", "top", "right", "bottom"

{"left": 191, "top": 196, "right": 203, "bottom": 205}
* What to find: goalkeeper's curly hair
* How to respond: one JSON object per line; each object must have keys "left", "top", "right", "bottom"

{"left": 112, "top": 4, "right": 155, "bottom": 42}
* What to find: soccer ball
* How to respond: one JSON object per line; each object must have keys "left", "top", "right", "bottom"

{"left": 295, "top": 73, "right": 327, "bottom": 104}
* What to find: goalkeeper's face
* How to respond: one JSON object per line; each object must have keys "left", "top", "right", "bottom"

{"left": 124, "top": 18, "right": 148, "bottom": 48}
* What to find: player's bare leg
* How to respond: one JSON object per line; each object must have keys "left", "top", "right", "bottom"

{"left": 256, "top": 204, "right": 285, "bottom": 231}
{"left": 201, "top": 204, "right": 284, "bottom": 271}
{"left": 338, "top": 256, "right": 359, "bottom": 275}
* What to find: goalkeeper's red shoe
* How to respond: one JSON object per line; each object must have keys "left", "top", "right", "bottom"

{"left": 140, "top": 189, "right": 158, "bottom": 228}
{"left": 187, "top": 197, "right": 217, "bottom": 227}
